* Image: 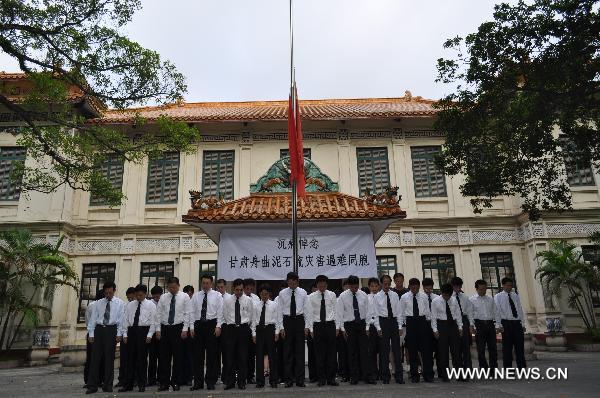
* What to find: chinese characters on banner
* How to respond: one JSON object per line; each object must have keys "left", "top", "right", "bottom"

{"left": 217, "top": 225, "right": 378, "bottom": 280}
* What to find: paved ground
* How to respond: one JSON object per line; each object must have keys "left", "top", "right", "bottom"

{"left": 0, "top": 351, "right": 598, "bottom": 397}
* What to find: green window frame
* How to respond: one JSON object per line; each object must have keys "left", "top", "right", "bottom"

{"left": 90, "top": 153, "right": 124, "bottom": 206}
{"left": 479, "top": 252, "right": 516, "bottom": 296}
{"left": 411, "top": 146, "right": 447, "bottom": 197}
{"left": 140, "top": 261, "right": 174, "bottom": 296}
{"left": 280, "top": 148, "right": 311, "bottom": 159}
{"left": 581, "top": 246, "right": 600, "bottom": 308}
{"left": 146, "top": 151, "right": 180, "bottom": 204}
{"left": 422, "top": 254, "right": 456, "bottom": 293}
{"left": 199, "top": 260, "right": 218, "bottom": 284}
{"left": 78, "top": 263, "right": 116, "bottom": 323}
{"left": 561, "top": 139, "right": 595, "bottom": 187}
{"left": 202, "top": 150, "right": 235, "bottom": 200}
{"left": 376, "top": 255, "right": 397, "bottom": 278}
{"left": 0, "top": 146, "right": 26, "bottom": 201}
{"left": 356, "top": 147, "right": 390, "bottom": 197}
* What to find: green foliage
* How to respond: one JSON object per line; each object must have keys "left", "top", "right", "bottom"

{"left": 0, "top": 229, "right": 78, "bottom": 350}
{"left": 588, "top": 327, "right": 600, "bottom": 342}
{"left": 0, "top": 1, "right": 201, "bottom": 206}
{"left": 435, "top": 0, "right": 599, "bottom": 219}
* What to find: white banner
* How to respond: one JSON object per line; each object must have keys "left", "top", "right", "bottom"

{"left": 217, "top": 225, "right": 377, "bottom": 280}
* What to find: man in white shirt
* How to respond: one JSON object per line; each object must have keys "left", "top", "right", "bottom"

{"left": 422, "top": 277, "right": 440, "bottom": 379}
{"left": 118, "top": 284, "right": 156, "bottom": 392}
{"left": 494, "top": 277, "right": 526, "bottom": 369}
{"left": 155, "top": 276, "right": 191, "bottom": 391}
{"left": 367, "top": 277, "right": 381, "bottom": 382}
{"left": 336, "top": 275, "right": 380, "bottom": 385}
{"left": 251, "top": 284, "right": 280, "bottom": 388}
{"left": 147, "top": 285, "right": 162, "bottom": 387}
{"left": 86, "top": 281, "right": 126, "bottom": 394}
{"left": 84, "top": 289, "right": 105, "bottom": 389}
{"left": 243, "top": 278, "right": 260, "bottom": 385}
{"left": 221, "top": 278, "right": 254, "bottom": 390}
{"left": 374, "top": 275, "right": 404, "bottom": 384}
{"left": 278, "top": 271, "right": 309, "bottom": 388}
{"left": 430, "top": 283, "right": 462, "bottom": 382}
{"left": 190, "top": 274, "right": 223, "bottom": 391}
{"left": 451, "top": 276, "right": 475, "bottom": 377}
{"left": 470, "top": 279, "right": 499, "bottom": 369}
{"left": 306, "top": 275, "right": 339, "bottom": 387}
{"left": 115, "top": 287, "right": 136, "bottom": 389}
{"left": 215, "top": 278, "right": 230, "bottom": 383}
{"left": 398, "top": 278, "right": 433, "bottom": 383}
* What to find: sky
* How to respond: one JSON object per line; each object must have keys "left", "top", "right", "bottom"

{"left": 0, "top": 0, "right": 512, "bottom": 103}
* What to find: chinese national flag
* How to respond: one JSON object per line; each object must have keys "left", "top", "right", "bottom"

{"left": 287, "top": 86, "right": 306, "bottom": 197}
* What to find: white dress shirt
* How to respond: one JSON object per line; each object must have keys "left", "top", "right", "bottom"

{"left": 494, "top": 290, "right": 525, "bottom": 324}
{"left": 469, "top": 294, "right": 498, "bottom": 328}
{"left": 121, "top": 299, "right": 157, "bottom": 338}
{"left": 85, "top": 300, "right": 98, "bottom": 326}
{"left": 453, "top": 291, "right": 475, "bottom": 325}
{"left": 87, "top": 297, "right": 126, "bottom": 337}
{"left": 373, "top": 289, "right": 401, "bottom": 321}
{"left": 398, "top": 291, "right": 431, "bottom": 325}
{"left": 335, "top": 289, "right": 380, "bottom": 331}
{"left": 221, "top": 292, "right": 232, "bottom": 301}
{"left": 190, "top": 289, "right": 223, "bottom": 328}
{"left": 251, "top": 299, "right": 281, "bottom": 336}
{"left": 430, "top": 296, "right": 463, "bottom": 333}
{"left": 306, "top": 290, "right": 338, "bottom": 332}
{"left": 155, "top": 291, "right": 191, "bottom": 331}
{"left": 425, "top": 292, "right": 439, "bottom": 312}
{"left": 277, "top": 287, "right": 308, "bottom": 315}
{"left": 221, "top": 293, "right": 254, "bottom": 326}
{"left": 247, "top": 292, "right": 261, "bottom": 305}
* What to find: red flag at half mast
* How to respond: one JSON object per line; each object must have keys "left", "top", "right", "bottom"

{"left": 287, "top": 86, "right": 306, "bottom": 197}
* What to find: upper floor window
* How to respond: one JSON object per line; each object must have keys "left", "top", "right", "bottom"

{"left": 561, "top": 139, "right": 595, "bottom": 187}
{"left": 356, "top": 147, "right": 390, "bottom": 197}
{"left": 280, "top": 148, "right": 311, "bottom": 159}
{"left": 202, "top": 150, "right": 234, "bottom": 200}
{"left": 146, "top": 151, "right": 180, "bottom": 204}
{"left": 411, "top": 146, "right": 447, "bottom": 198}
{"left": 479, "top": 252, "right": 516, "bottom": 296}
{"left": 0, "top": 146, "right": 26, "bottom": 201}
{"left": 90, "top": 153, "right": 124, "bottom": 206}
{"left": 78, "top": 263, "right": 116, "bottom": 323}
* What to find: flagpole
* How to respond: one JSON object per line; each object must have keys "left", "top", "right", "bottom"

{"left": 290, "top": 0, "right": 298, "bottom": 276}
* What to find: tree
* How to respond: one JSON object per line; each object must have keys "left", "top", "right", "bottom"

{"left": 535, "top": 240, "right": 598, "bottom": 332}
{"left": 0, "top": 229, "right": 78, "bottom": 350}
{"left": 0, "top": 0, "right": 200, "bottom": 206}
{"left": 435, "top": 0, "right": 599, "bottom": 219}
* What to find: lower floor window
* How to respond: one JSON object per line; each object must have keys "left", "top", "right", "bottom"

{"left": 78, "top": 263, "right": 116, "bottom": 323}
{"left": 421, "top": 254, "right": 456, "bottom": 293}
{"left": 479, "top": 252, "right": 516, "bottom": 296}
{"left": 140, "top": 261, "right": 174, "bottom": 295}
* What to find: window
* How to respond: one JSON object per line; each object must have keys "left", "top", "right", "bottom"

{"left": 0, "top": 146, "right": 26, "bottom": 201}
{"left": 280, "top": 148, "right": 311, "bottom": 159}
{"left": 479, "top": 253, "right": 516, "bottom": 296}
{"left": 411, "top": 146, "right": 447, "bottom": 197}
{"left": 561, "top": 139, "right": 595, "bottom": 187}
{"left": 146, "top": 151, "right": 180, "bottom": 204}
{"left": 356, "top": 147, "right": 390, "bottom": 196}
{"left": 422, "top": 254, "right": 456, "bottom": 293}
{"left": 90, "top": 153, "right": 124, "bottom": 205}
{"left": 78, "top": 263, "right": 116, "bottom": 323}
{"left": 140, "top": 261, "right": 174, "bottom": 294}
{"left": 581, "top": 246, "right": 600, "bottom": 308}
{"left": 199, "top": 260, "right": 217, "bottom": 284}
{"left": 202, "top": 150, "right": 234, "bottom": 200}
{"left": 376, "top": 255, "right": 397, "bottom": 277}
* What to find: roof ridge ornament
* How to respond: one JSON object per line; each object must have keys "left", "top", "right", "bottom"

{"left": 362, "top": 186, "right": 401, "bottom": 207}
{"left": 250, "top": 157, "right": 339, "bottom": 193}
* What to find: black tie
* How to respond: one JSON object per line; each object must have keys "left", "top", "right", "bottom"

{"left": 445, "top": 300, "right": 452, "bottom": 320}
{"left": 103, "top": 299, "right": 111, "bottom": 325}
{"left": 259, "top": 301, "right": 266, "bottom": 326}
{"left": 456, "top": 293, "right": 464, "bottom": 317}
{"left": 353, "top": 292, "right": 361, "bottom": 321}
{"left": 386, "top": 292, "right": 393, "bottom": 318}
{"left": 201, "top": 293, "right": 207, "bottom": 321}
{"left": 508, "top": 293, "right": 518, "bottom": 318}
{"left": 235, "top": 297, "right": 241, "bottom": 325}
{"left": 413, "top": 293, "right": 419, "bottom": 317}
{"left": 320, "top": 292, "right": 326, "bottom": 322}
{"left": 133, "top": 301, "right": 141, "bottom": 326}
{"left": 428, "top": 294, "right": 432, "bottom": 311}
{"left": 290, "top": 289, "right": 296, "bottom": 317}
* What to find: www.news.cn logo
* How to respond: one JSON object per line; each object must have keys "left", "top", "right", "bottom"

{"left": 447, "top": 367, "right": 568, "bottom": 380}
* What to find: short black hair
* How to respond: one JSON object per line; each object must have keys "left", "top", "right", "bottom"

{"left": 408, "top": 278, "right": 420, "bottom": 287}
{"left": 233, "top": 278, "right": 244, "bottom": 288}
{"left": 103, "top": 281, "right": 116, "bottom": 290}
{"left": 150, "top": 285, "right": 163, "bottom": 295}
{"left": 347, "top": 275, "right": 359, "bottom": 285}
{"left": 201, "top": 274, "right": 214, "bottom": 282}
{"left": 315, "top": 275, "right": 328, "bottom": 284}
{"left": 167, "top": 276, "right": 180, "bottom": 285}
{"left": 380, "top": 274, "right": 392, "bottom": 284}
{"left": 475, "top": 279, "right": 488, "bottom": 289}
{"left": 125, "top": 286, "right": 135, "bottom": 295}
{"left": 422, "top": 277, "right": 434, "bottom": 288}
{"left": 183, "top": 285, "right": 194, "bottom": 294}
{"left": 368, "top": 277, "right": 380, "bottom": 286}
{"left": 134, "top": 284, "right": 148, "bottom": 294}
{"left": 501, "top": 277, "right": 514, "bottom": 285}
{"left": 258, "top": 283, "right": 271, "bottom": 294}
{"left": 286, "top": 272, "right": 299, "bottom": 281}
{"left": 393, "top": 273, "right": 404, "bottom": 280}
{"left": 243, "top": 278, "right": 256, "bottom": 287}
{"left": 450, "top": 276, "right": 463, "bottom": 287}
{"left": 440, "top": 283, "right": 453, "bottom": 295}
{"left": 342, "top": 278, "right": 349, "bottom": 286}
{"left": 216, "top": 278, "right": 227, "bottom": 285}
{"left": 361, "top": 287, "right": 370, "bottom": 295}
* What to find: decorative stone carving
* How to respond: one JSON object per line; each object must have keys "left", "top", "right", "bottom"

{"left": 404, "top": 129, "right": 445, "bottom": 138}
{"left": 136, "top": 238, "right": 180, "bottom": 252}
{"left": 195, "top": 237, "right": 217, "bottom": 249}
{"left": 415, "top": 232, "right": 458, "bottom": 244}
{"left": 362, "top": 186, "right": 401, "bottom": 206}
{"left": 532, "top": 222, "right": 547, "bottom": 238}
{"left": 458, "top": 229, "right": 472, "bottom": 245}
{"left": 402, "top": 231, "right": 414, "bottom": 246}
{"left": 376, "top": 232, "right": 401, "bottom": 247}
{"left": 122, "top": 238, "right": 134, "bottom": 253}
{"left": 181, "top": 235, "right": 193, "bottom": 250}
{"left": 77, "top": 240, "right": 121, "bottom": 253}
{"left": 546, "top": 223, "right": 600, "bottom": 236}
{"left": 250, "top": 157, "right": 339, "bottom": 193}
{"left": 189, "top": 190, "right": 227, "bottom": 210}
{"left": 472, "top": 230, "right": 518, "bottom": 242}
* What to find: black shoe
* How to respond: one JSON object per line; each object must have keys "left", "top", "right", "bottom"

{"left": 102, "top": 386, "right": 113, "bottom": 392}
{"left": 411, "top": 377, "right": 420, "bottom": 383}
{"left": 341, "top": 377, "right": 349, "bottom": 383}
{"left": 309, "top": 378, "right": 318, "bottom": 383}
{"left": 366, "top": 379, "right": 376, "bottom": 385}
{"left": 224, "top": 384, "right": 235, "bottom": 390}
{"left": 190, "top": 384, "right": 203, "bottom": 391}
{"left": 114, "top": 382, "right": 123, "bottom": 388}
{"left": 172, "top": 384, "right": 180, "bottom": 391}
{"left": 296, "top": 382, "right": 306, "bottom": 387}
{"left": 285, "top": 381, "right": 294, "bottom": 388}
{"left": 147, "top": 381, "right": 156, "bottom": 387}
{"left": 256, "top": 382, "right": 265, "bottom": 388}
{"left": 327, "top": 380, "right": 339, "bottom": 386}
{"left": 138, "top": 386, "right": 146, "bottom": 392}
{"left": 424, "top": 377, "right": 434, "bottom": 383}
{"left": 382, "top": 379, "right": 390, "bottom": 384}
{"left": 396, "top": 379, "right": 405, "bottom": 384}
{"left": 442, "top": 378, "right": 450, "bottom": 382}
{"left": 118, "top": 386, "right": 132, "bottom": 392}
{"left": 238, "top": 383, "right": 246, "bottom": 390}
{"left": 247, "top": 377, "right": 256, "bottom": 384}
{"left": 207, "top": 384, "right": 215, "bottom": 390}
{"left": 85, "top": 387, "right": 98, "bottom": 394}
{"left": 350, "top": 379, "right": 358, "bottom": 385}
{"left": 158, "top": 385, "right": 169, "bottom": 391}
{"left": 83, "top": 384, "right": 89, "bottom": 389}
{"left": 317, "top": 380, "right": 326, "bottom": 387}
{"left": 270, "top": 383, "right": 278, "bottom": 388}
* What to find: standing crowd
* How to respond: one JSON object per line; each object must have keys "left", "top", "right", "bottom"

{"left": 83, "top": 271, "right": 527, "bottom": 394}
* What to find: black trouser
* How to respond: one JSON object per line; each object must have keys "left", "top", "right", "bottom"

{"left": 336, "top": 332, "right": 349, "bottom": 378}
{"left": 501, "top": 320, "right": 526, "bottom": 369}
{"left": 84, "top": 333, "right": 104, "bottom": 385}
{"left": 125, "top": 326, "right": 150, "bottom": 388}
{"left": 117, "top": 336, "right": 128, "bottom": 385}
{"left": 223, "top": 324, "right": 250, "bottom": 386}
{"left": 256, "top": 324, "right": 278, "bottom": 385}
{"left": 405, "top": 316, "right": 433, "bottom": 380}
{"left": 277, "top": 336, "right": 286, "bottom": 383}
{"left": 368, "top": 324, "right": 379, "bottom": 380}
{"left": 158, "top": 323, "right": 184, "bottom": 387}
{"left": 458, "top": 315, "right": 472, "bottom": 371}
{"left": 283, "top": 315, "right": 305, "bottom": 384}
{"left": 307, "top": 333, "right": 317, "bottom": 381}
{"left": 313, "top": 321, "right": 337, "bottom": 382}
{"left": 182, "top": 332, "right": 194, "bottom": 384}
{"left": 88, "top": 325, "right": 117, "bottom": 389}
{"left": 147, "top": 334, "right": 159, "bottom": 385}
{"left": 379, "top": 317, "right": 403, "bottom": 382}
{"left": 475, "top": 320, "right": 498, "bottom": 369}
{"left": 428, "top": 321, "right": 441, "bottom": 377}
{"left": 344, "top": 320, "right": 371, "bottom": 382}
{"left": 193, "top": 319, "right": 218, "bottom": 387}
{"left": 247, "top": 330, "right": 256, "bottom": 382}
{"left": 216, "top": 334, "right": 223, "bottom": 381}
{"left": 436, "top": 320, "right": 460, "bottom": 380}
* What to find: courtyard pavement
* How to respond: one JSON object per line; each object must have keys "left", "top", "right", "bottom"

{"left": 0, "top": 351, "right": 598, "bottom": 397}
